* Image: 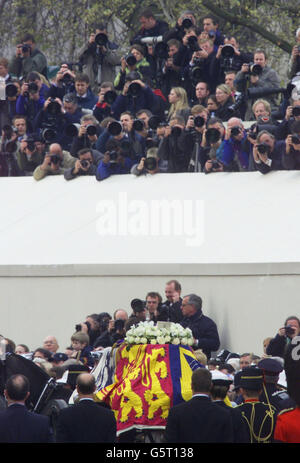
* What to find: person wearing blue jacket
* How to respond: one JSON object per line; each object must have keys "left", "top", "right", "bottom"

{"left": 73, "top": 73, "right": 98, "bottom": 110}
{"left": 220, "top": 117, "right": 251, "bottom": 171}
{"left": 96, "top": 138, "right": 134, "bottom": 181}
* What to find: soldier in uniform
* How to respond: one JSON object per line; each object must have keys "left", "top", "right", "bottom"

{"left": 258, "top": 357, "right": 293, "bottom": 412}
{"left": 237, "top": 366, "right": 278, "bottom": 443}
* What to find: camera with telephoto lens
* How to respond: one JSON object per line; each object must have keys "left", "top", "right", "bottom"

{"left": 86, "top": 124, "right": 97, "bottom": 136}
{"left": 211, "top": 160, "right": 221, "bottom": 170}
{"left": 26, "top": 138, "right": 36, "bottom": 152}
{"left": 95, "top": 32, "right": 108, "bottom": 47}
{"left": 132, "top": 119, "right": 144, "bottom": 132}
{"left": 108, "top": 121, "right": 122, "bottom": 136}
{"left": 248, "top": 62, "right": 263, "bottom": 76}
{"left": 108, "top": 150, "right": 119, "bottom": 163}
{"left": 257, "top": 142, "right": 271, "bottom": 156}
{"left": 5, "top": 83, "right": 18, "bottom": 98}
{"left": 193, "top": 115, "right": 205, "bottom": 128}
{"left": 292, "top": 106, "right": 300, "bottom": 117}
{"left": 230, "top": 126, "right": 241, "bottom": 137}
{"left": 61, "top": 72, "right": 73, "bottom": 85}
{"left": 182, "top": 17, "right": 193, "bottom": 29}
{"left": 80, "top": 159, "right": 90, "bottom": 168}
{"left": 171, "top": 126, "right": 182, "bottom": 137}
{"left": 49, "top": 154, "right": 61, "bottom": 165}
{"left": 284, "top": 325, "right": 295, "bottom": 336}
{"left": 46, "top": 98, "right": 61, "bottom": 116}
{"left": 104, "top": 90, "right": 117, "bottom": 105}
{"left": 2, "top": 124, "right": 17, "bottom": 140}
{"left": 22, "top": 44, "right": 31, "bottom": 54}
{"left": 128, "top": 81, "right": 142, "bottom": 97}
{"left": 144, "top": 156, "right": 157, "bottom": 171}
{"left": 187, "top": 35, "right": 200, "bottom": 52}
{"left": 125, "top": 53, "right": 137, "bottom": 67}
{"left": 206, "top": 127, "right": 221, "bottom": 145}
{"left": 291, "top": 134, "right": 300, "bottom": 145}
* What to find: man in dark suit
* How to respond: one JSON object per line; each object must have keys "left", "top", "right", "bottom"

{"left": 160, "top": 279, "right": 183, "bottom": 323}
{"left": 0, "top": 374, "right": 53, "bottom": 443}
{"left": 165, "top": 368, "right": 234, "bottom": 442}
{"left": 180, "top": 293, "right": 220, "bottom": 360}
{"left": 56, "top": 372, "right": 116, "bottom": 443}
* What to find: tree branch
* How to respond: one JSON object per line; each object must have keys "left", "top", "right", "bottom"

{"left": 202, "top": 0, "right": 292, "bottom": 53}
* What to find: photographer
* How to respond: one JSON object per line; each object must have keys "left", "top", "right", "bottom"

{"left": 95, "top": 138, "right": 134, "bottom": 181}
{"left": 266, "top": 316, "right": 300, "bottom": 358}
{"left": 201, "top": 15, "right": 224, "bottom": 48}
{"left": 187, "top": 105, "right": 209, "bottom": 172}
{"left": 215, "top": 36, "right": 252, "bottom": 82}
{"left": 131, "top": 8, "right": 169, "bottom": 45}
{"left": 158, "top": 115, "right": 194, "bottom": 173}
{"left": 69, "top": 114, "right": 102, "bottom": 157}
{"left": 163, "top": 10, "right": 197, "bottom": 44}
{"left": 276, "top": 99, "right": 300, "bottom": 140}
{"left": 15, "top": 78, "right": 45, "bottom": 132}
{"left": 283, "top": 121, "right": 300, "bottom": 170}
{"left": 196, "top": 117, "right": 225, "bottom": 173}
{"left": 215, "top": 84, "right": 241, "bottom": 121}
{"left": 187, "top": 38, "right": 219, "bottom": 93}
{"left": 131, "top": 147, "right": 168, "bottom": 176}
{"left": 0, "top": 123, "right": 21, "bottom": 176}
{"left": 9, "top": 33, "right": 48, "bottom": 79}
{"left": 234, "top": 49, "right": 281, "bottom": 120}
{"left": 111, "top": 72, "right": 160, "bottom": 120}
{"left": 287, "top": 28, "right": 300, "bottom": 79}
{"left": 33, "top": 142, "right": 76, "bottom": 181}
{"left": 250, "top": 130, "right": 284, "bottom": 174}
{"left": 47, "top": 63, "right": 76, "bottom": 100}
{"left": 219, "top": 117, "right": 251, "bottom": 172}
{"left": 160, "top": 38, "right": 189, "bottom": 98}
{"left": 114, "top": 46, "right": 152, "bottom": 92}
{"left": 93, "top": 81, "right": 116, "bottom": 123}
{"left": 77, "top": 23, "right": 121, "bottom": 94}
{"left": 0, "top": 58, "right": 20, "bottom": 129}
{"left": 17, "top": 134, "right": 45, "bottom": 175}
{"left": 64, "top": 147, "right": 101, "bottom": 180}
{"left": 93, "top": 310, "right": 128, "bottom": 349}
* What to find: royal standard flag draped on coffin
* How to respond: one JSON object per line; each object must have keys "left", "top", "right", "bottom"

{"left": 95, "top": 343, "right": 203, "bottom": 435}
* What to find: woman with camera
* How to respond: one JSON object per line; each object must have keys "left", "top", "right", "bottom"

{"left": 214, "top": 84, "right": 240, "bottom": 121}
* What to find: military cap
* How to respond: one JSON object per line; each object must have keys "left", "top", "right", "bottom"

{"left": 239, "top": 367, "right": 264, "bottom": 390}
{"left": 211, "top": 369, "right": 233, "bottom": 386}
{"left": 258, "top": 358, "right": 283, "bottom": 375}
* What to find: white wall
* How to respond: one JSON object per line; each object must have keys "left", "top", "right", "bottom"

{"left": 0, "top": 172, "right": 300, "bottom": 357}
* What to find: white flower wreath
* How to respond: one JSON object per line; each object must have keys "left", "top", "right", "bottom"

{"left": 124, "top": 321, "right": 193, "bottom": 346}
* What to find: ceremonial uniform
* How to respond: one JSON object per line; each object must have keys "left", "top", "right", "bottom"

{"left": 274, "top": 407, "right": 300, "bottom": 443}
{"left": 237, "top": 367, "right": 278, "bottom": 443}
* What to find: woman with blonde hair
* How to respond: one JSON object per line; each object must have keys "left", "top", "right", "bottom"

{"left": 215, "top": 84, "right": 239, "bottom": 121}
{"left": 167, "top": 86, "right": 191, "bottom": 122}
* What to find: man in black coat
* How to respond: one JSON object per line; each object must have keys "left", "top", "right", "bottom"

{"left": 56, "top": 372, "right": 116, "bottom": 443}
{"left": 180, "top": 293, "right": 220, "bottom": 360}
{"left": 0, "top": 374, "right": 53, "bottom": 443}
{"left": 165, "top": 368, "right": 234, "bottom": 443}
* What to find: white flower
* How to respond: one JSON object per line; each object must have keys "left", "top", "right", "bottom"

{"left": 150, "top": 339, "right": 157, "bottom": 344}
{"left": 172, "top": 338, "right": 180, "bottom": 345}
{"left": 180, "top": 337, "right": 188, "bottom": 345}
{"left": 140, "top": 337, "right": 148, "bottom": 344}
{"left": 157, "top": 337, "right": 165, "bottom": 345}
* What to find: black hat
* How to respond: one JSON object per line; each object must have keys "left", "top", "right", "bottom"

{"left": 258, "top": 358, "right": 283, "bottom": 375}
{"left": 239, "top": 367, "right": 264, "bottom": 390}
{"left": 52, "top": 353, "right": 68, "bottom": 363}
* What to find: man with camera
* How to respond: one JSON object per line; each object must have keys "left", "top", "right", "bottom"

{"left": 266, "top": 316, "right": 300, "bottom": 358}
{"left": 47, "top": 63, "right": 76, "bottom": 100}
{"left": 9, "top": 33, "right": 48, "bottom": 79}
{"left": 283, "top": 120, "right": 300, "bottom": 170}
{"left": 15, "top": 77, "right": 45, "bottom": 132}
{"left": 250, "top": 129, "right": 284, "bottom": 174}
{"left": 93, "top": 81, "right": 116, "bottom": 123}
{"left": 33, "top": 142, "right": 76, "bottom": 180}
{"left": 219, "top": 117, "right": 251, "bottom": 171}
{"left": 69, "top": 114, "right": 102, "bottom": 157}
{"left": 93, "top": 309, "right": 128, "bottom": 349}
{"left": 214, "top": 36, "right": 253, "bottom": 84}
{"left": 195, "top": 117, "right": 225, "bottom": 173}
{"left": 72, "top": 73, "right": 98, "bottom": 111}
{"left": 78, "top": 24, "right": 121, "bottom": 94}
{"left": 276, "top": 99, "right": 300, "bottom": 140}
{"left": 0, "top": 57, "right": 20, "bottom": 130}
{"left": 234, "top": 49, "right": 281, "bottom": 120}
{"left": 64, "top": 147, "right": 101, "bottom": 180}
{"left": 17, "top": 134, "right": 45, "bottom": 175}
{"left": 131, "top": 8, "right": 169, "bottom": 45}
{"left": 95, "top": 138, "right": 134, "bottom": 181}
{"left": 0, "top": 123, "right": 22, "bottom": 176}
{"left": 158, "top": 115, "right": 194, "bottom": 173}
{"left": 131, "top": 146, "right": 168, "bottom": 176}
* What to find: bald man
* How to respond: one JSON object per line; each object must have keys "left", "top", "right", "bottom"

{"left": 43, "top": 335, "right": 59, "bottom": 354}
{"left": 56, "top": 373, "right": 117, "bottom": 443}
{"left": 33, "top": 142, "right": 77, "bottom": 180}
{"left": 219, "top": 117, "right": 250, "bottom": 171}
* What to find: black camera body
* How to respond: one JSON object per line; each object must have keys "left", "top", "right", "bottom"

{"left": 257, "top": 142, "right": 271, "bottom": 156}
{"left": 49, "top": 154, "right": 61, "bottom": 165}
{"left": 144, "top": 157, "right": 157, "bottom": 171}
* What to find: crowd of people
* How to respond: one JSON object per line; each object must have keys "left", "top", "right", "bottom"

{"left": 0, "top": 278, "right": 299, "bottom": 443}
{"left": 1, "top": 9, "right": 300, "bottom": 178}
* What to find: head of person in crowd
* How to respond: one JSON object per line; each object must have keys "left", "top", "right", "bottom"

{"left": 27, "top": 71, "right": 44, "bottom": 91}
{"left": 76, "top": 372, "right": 96, "bottom": 398}
{"left": 202, "top": 15, "right": 219, "bottom": 36}
{"left": 0, "top": 57, "right": 9, "bottom": 78}
{"left": 165, "top": 279, "right": 182, "bottom": 303}
{"left": 206, "top": 94, "right": 220, "bottom": 115}
{"left": 239, "top": 353, "right": 253, "bottom": 370}
{"left": 43, "top": 335, "right": 59, "bottom": 353}
{"left": 130, "top": 298, "right": 147, "bottom": 322}
{"left": 194, "top": 349, "right": 208, "bottom": 366}
{"left": 33, "top": 347, "right": 53, "bottom": 361}
{"left": 4, "top": 374, "right": 30, "bottom": 405}
{"left": 177, "top": 10, "right": 197, "bottom": 29}
{"left": 280, "top": 315, "right": 300, "bottom": 339}
{"left": 239, "top": 366, "right": 264, "bottom": 399}
{"left": 113, "top": 309, "right": 129, "bottom": 321}
{"left": 167, "top": 38, "right": 181, "bottom": 59}
{"left": 71, "top": 331, "right": 90, "bottom": 352}
{"left": 135, "top": 147, "right": 161, "bottom": 174}
{"left": 254, "top": 130, "right": 276, "bottom": 157}
{"left": 120, "top": 111, "right": 134, "bottom": 133}
{"left": 226, "top": 117, "right": 246, "bottom": 142}
{"left": 145, "top": 291, "right": 162, "bottom": 315}
{"left": 224, "top": 71, "right": 237, "bottom": 92}
{"left": 15, "top": 344, "right": 30, "bottom": 355}
{"left": 191, "top": 367, "right": 212, "bottom": 395}
{"left": 252, "top": 99, "right": 271, "bottom": 121}
{"left": 210, "top": 369, "right": 233, "bottom": 401}
{"left": 168, "top": 86, "right": 189, "bottom": 119}
{"left": 181, "top": 293, "right": 202, "bottom": 318}
{"left": 74, "top": 73, "right": 91, "bottom": 97}
{"left": 198, "top": 38, "right": 215, "bottom": 57}
{"left": 186, "top": 104, "right": 208, "bottom": 134}
{"left": 12, "top": 115, "right": 27, "bottom": 138}
{"left": 138, "top": 8, "right": 158, "bottom": 31}
{"left": 63, "top": 93, "right": 79, "bottom": 115}
{"left": 136, "top": 109, "right": 153, "bottom": 134}
{"left": 215, "top": 84, "right": 234, "bottom": 107}
{"left": 19, "top": 33, "right": 37, "bottom": 54}
{"left": 263, "top": 337, "right": 272, "bottom": 355}
{"left": 253, "top": 49, "right": 268, "bottom": 69}
{"left": 205, "top": 116, "right": 225, "bottom": 142}
{"left": 195, "top": 81, "right": 210, "bottom": 104}
{"left": 129, "top": 44, "right": 146, "bottom": 64}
